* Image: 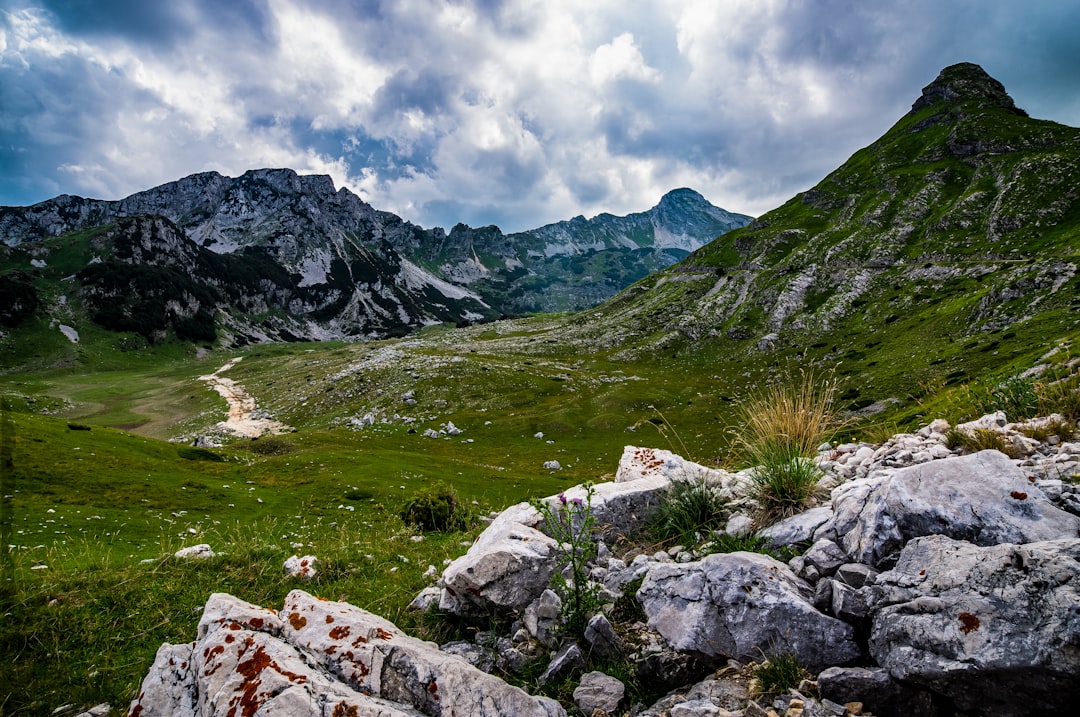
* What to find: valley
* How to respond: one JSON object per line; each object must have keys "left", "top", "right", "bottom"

{"left": 1, "top": 62, "right": 1080, "bottom": 715}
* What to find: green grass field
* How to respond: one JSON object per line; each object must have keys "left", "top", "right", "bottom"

{"left": 2, "top": 313, "right": 1079, "bottom": 715}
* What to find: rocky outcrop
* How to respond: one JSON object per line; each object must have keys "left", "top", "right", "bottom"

{"left": 820, "top": 449, "right": 1080, "bottom": 567}
{"left": 868, "top": 535, "right": 1080, "bottom": 714}
{"left": 130, "top": 411, "right": 1080, "bottom": 716}
{"left": 1, "top": 173, "right": 749, "bottom": 346}
{"left": 637, "top": 551, "right": 860, "bottom": 672}
{"left": 129, "top": 591, "right": 565, "bottom": 717}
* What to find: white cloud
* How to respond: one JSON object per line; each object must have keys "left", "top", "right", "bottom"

{"left": 590, "top": 32, "right": 660, "bottom": 85}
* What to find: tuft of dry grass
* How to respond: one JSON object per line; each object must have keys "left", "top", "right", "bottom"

{"left": 945, "top": 427, "right": 1023, "bottom": 458}
{"left": 737, "top": 369, "right": 842, "bottom": 459}
{"left": 736, "top": 370, "right": 841, "bottom": 524}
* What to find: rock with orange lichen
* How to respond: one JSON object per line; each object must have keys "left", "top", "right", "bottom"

{"left": 127, "top": 591, "right": 563, "bottom": 717}
{"left": 282, "top": 589, "right": 564, "bottom": 716}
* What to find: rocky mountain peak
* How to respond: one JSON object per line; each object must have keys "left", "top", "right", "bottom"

{"left": 656, "top": 187, "right": 708, "bottom": 210}
{"left": 910, "top": 62, "right": 1026, "bottom": 116}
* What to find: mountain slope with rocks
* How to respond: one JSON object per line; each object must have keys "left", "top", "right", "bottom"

{"left": 0, "top": 172, "right": 747, "bottom": 354}
{"left": 559, "top": 63, "right": 1080, "bottom": 411}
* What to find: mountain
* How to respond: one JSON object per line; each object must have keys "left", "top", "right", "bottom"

{"left": 468, "top": 188, "right": 751, "bottom": 312}
{"left": 0, "top": 171, "right": 747, "bottom": 351}
{"left": 562, "top": 63, "right": 1080, "bottom": 409}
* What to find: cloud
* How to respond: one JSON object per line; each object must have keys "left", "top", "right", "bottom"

{"left": 2, "top": 0, "right": 1079, "bottom": 232}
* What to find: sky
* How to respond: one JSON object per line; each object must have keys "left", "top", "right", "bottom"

{"left": 1, "top": 1, "right": 1078, "bottom": 232}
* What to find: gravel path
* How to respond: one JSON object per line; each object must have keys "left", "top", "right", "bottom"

{"left": 199, "top": 357, "right": 292, "bottom": 437}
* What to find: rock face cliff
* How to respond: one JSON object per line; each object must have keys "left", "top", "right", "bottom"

{"left": 0, "top": 171, "right": 747, "bottom": 346}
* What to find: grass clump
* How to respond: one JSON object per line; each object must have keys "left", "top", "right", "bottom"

{"left": 176, "top": 446, "right": 225, "bottom": 461}
{"left": 246, "top": 435, "right": 295, "bottom": 455}
{"left": 400, "top": 482, "right": 474, "bottom": 533}
{"left": 1037, "top": 372, "right": 1080, "bottom": 421}
{"left": 700, "top": 533, "right": 771, "bottom": 555}
{"left": 751, "top": 653, "right": 810, "bottom": 698}
{"left": 974, "top": 372, "right": 1039, "bottom": 421}
{"left": 737, "top": 370, "right": 839, "bottom": 523}
{"left": 1018, "top": 417, "right": 1076, "bottom": 443}
{"left": 945, "top": 427, "right": 1021, "bottom": 457}
{"left": 647, "top": 476, "right": 728, "bottom": 547}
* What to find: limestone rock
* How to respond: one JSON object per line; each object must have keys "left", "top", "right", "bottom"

{"left": 817, "top": 666, "right": 934, "bottom": 717}
{"left": 573, "top": 671, "right": 625, "bottom": 715}
{"left": 130, "top": 594, "right": 422, "bottom": 717}
{"left": 173, "top": 544, "right": 215, "bottom": 560}
{"left": 637, "top": 552, "right": 861, "bottom": 672}
{"left": 129, "top": 643, "right": 198, "bottom": 717}
{"left": 73, "top": 705, "right": 110, "bottom": 717}
{"left": 584, "top": 613, "right": 623, "bottom": 661}
{"left": 758, "top": 506, "right": 833, "bottom": 547}
{"left": 439, "top": 502, "right": 558, "bottom": 615}
{"left": 282, "top": 589, "right": 565, "bottom": 715}
{"left": 869, "top": 535, "right": 1080, "bottom": 714}
{"left": 283, "top": 554, "right": 319, "bottom": 580}
{"left": 130, "top": 591, "right": 564, "bottom": 717}
{"left": 822, "top": 450, "right": 1080, "bottom": 567}
{"left": 615, "top": 446, "right": 748, "bottom": 497}
{"left": 539, "top": 642, "right": 585, "bottom": 684}
{"left": 725, "top": 514, "right": 755, "bottom": 538}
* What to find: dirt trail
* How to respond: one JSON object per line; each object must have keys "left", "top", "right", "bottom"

{"left": 199, "top": 357, "right": 292, "bottom": 437}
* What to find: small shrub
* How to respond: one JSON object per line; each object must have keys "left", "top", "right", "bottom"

{"left": 752, "top": 653, "right": 809, "bottom": 698}
{"left": 400, "top": 482, "right": 472, "bottom": 532}
{"left": 247, "top": 435, "right": 295, "bottom": 455}
{"left": 177, "top": 446, "right": 225, "bottom": 462}
{"left": 648, "top": 477, "right": 728, "bottom": 547}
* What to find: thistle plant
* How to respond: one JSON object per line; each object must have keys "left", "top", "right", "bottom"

{"left": 534, "top": 483, "right": 602, "bottom": 639}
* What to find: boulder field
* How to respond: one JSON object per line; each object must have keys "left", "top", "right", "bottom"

{"left": 130, "top": 414, "right": 1080, "bottom": 716}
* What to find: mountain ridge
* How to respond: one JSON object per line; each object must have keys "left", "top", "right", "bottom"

{"left": 0, "top": 172, "right": 748, "bottom": 353}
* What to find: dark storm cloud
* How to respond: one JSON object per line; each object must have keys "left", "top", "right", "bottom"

{"left": 373, "top": 68, "right": 458, "bottom": 117}
{"left": 35, "top": 0, "right": 272, "bottom": 47}
{"left": 0, "top": 41, "right": 164, "bottom": 202}
{"left": 2, "top": 0, "right": 1079, "bottom": 231}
